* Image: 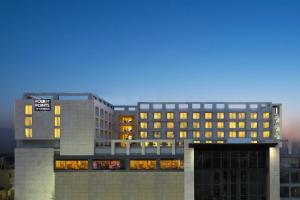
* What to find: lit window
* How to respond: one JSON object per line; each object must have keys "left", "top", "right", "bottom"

{"left": 54, "top": 105, "right": 61, "bottom": 115}
{"left": 55, "top": 160, "right": 88, "bottom": 170}
{"left": 263, "top": 112, "right": 270, "bottom": 119}
{"left": 180, "top": 122, "right": 187, "bottom": 129}
{"left": 192, "top": 112, "right": 200, "bottom": 119}
{"left": 229, "top": 122, "right": 236, "bottom": 129}
{"left": 229, "top": 113, "right": 236, "bottom": 119}
{"left": 24, "top": 117, "right": 32, "bottom": 126}
{"left": 251, "top": 122, "right": 258, "bottom": 129}
{"left": 217, "top": 122, "right": 224, "bottom": 128}
{"left": 251, "top": 131, "right": 257, "bottom": 138}
{"left": 205, "top": 131, "right": 212, "bottom": 138}
{"left": 167, "top": 131, "right": 174, "bottom": 138}
{"left": 205, "top": 113, "right": 212, "bottom": 119}
{"left": 140, "top": 131, "right": 147, "bottom": 138}
{"left": 263, "top": 122, "right": 270, "bottom": 128}
{"left": 167, "top": 122, "right": 174, "bottom": 129}
{"left": 153, "top": 112, "right": 161, "bottom": 120}
{"left": 154, "top": 131, "right": 161, "bottom": 138}
{"left": 251, "top": 140, "right": 258, "bottom": 144}
{"left": 140, "top": 122, "right": 147, "bottom": 129}
{"left": 217, "top": 113, "right": 224, "bottom": 119}
{"left": 160, "top": 160, "right": 184, "bottom": 170}
{"left": 180, "top": 131, "right": 187, "bottom": 138}
{"left": 153, "top": 122, "right": 161, "bottom": 129}
{"left": 250, "top": 113, "right": 258, "bottom": 119}
{"left": 238, "top": 131, "right": 245, "bottom": 138}
{"left": 229, "top": 131, "right": 236, "bottom": 138}
{"left": 180, "top": 112, "right": 187, "bottom": 119}
{"left": 121, "top": 116, "right": 134, "bottom": 123}
{"left": 140, "top": 112, "right": 148, "bottom": 119}
{"left": 130, "top": 160, "right": 156, "bottom": 170}
{"left": 263, "top": 131, "right": 270, "bottom": 138}
{"left": 238, "top": 113, "right": 245, "bottom": 119}
{"left": 93, "top": 160, "right": 123, "bottom": 170}
{"left": 205, "top": 141, "right": 212, "bottom": 144}
{"left": 25, "top": 105, "right": 32, "bottom": 115}
{"left": 54, "top": 128, "right": 61, "bottom": 138}
{"left": 193, "top": 122, "right": 200, "bottom": 128}
{"left": 217, "top": 131, "right": 224, "bottom": 138}
{"left": 166, "top": 112, "right": 174, "bottom": 120}
{"left": 205, "top": 122, "right": 212, "bottom": 129}
{"left": 24, "top": 128, "right": 32, "bottom": 138}
{"left": 217, "top": 141, "right": 224, "bottom": 144}
{"left": 54, "top": 117, "right": 61, "bottom": 127}
{"left": 238, "top": 122, "right": 245, "bottom": 128}
{"left": 193, "top": 131, "right": 200, "bottom": 138}
{"left": 121, "top": 125, "right": 133, "bottom": 132}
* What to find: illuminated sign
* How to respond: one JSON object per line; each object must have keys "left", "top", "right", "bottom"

{"left": 34, "top": 99, "right": 51, "bottom": 111}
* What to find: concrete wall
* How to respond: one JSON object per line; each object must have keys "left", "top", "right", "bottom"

{"left": 184, "top": 146, "right": 194, "bottom": 200}
{"left": 268, "top": 146, "right": 280, "bottom": 200}
{"left": 15, "top": 148, "right": 54, "bottom": 200}
{"left": 55, "top": 172, "right": 184, "bottom": 200}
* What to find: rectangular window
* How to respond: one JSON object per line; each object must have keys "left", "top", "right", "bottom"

{"left": 54, "top": 105, "right": 61, "bottom": 115}
{"left": 180, "top": 112, "right": 187, "bottom": 119}
{"left": 229, "top": 112, "right": 236, "bottom": 119}
{"left": 154, "top": 131, "right": 161, "bottom": 138}
{"left": 229, "top": 131, "right": 237, "bottom": 138}
{"left": 180, "top": 122, "right": 187, "bottom": 129}
{"left": 160, "top": 160, "right": 184, "bottom": 170}
{"left": 205, "top": 112, "right": 212, "bottom": 119}
{"left": 217, "top": 131, "right": 224, "bottom": 138}
{"left": 251, "top": 122, "right": 258, "bottom": 129}
{"left": 121, "top": 116, "right": 134, "bottom": 123}
{"left": 140, "top": 131, "right": 147, "bottom": 138}
{"left": 238, "top": 131, "right": 245, "bottom": 138}
{"left": 229, "top": 122, "right": 236, "bottom": 129}
{"left": 167, "top": 131, "right": 174, "bottom": 138}
{"left": 193, "top": 122, "right": 200, "bottom": 128}
{"left": 153, "top": 112, "right": 161, "bottom": 119}
{"left": 263, "top": 112, "right": 270, "bottom": 119}
{"left": 153, "top": 122, "right": 161, "bottom": 129}
{"left": 24, "top": 117, "right": 32, "bottom": 126}
{"left": 193, "top": 131, "right": 200, "bottom": 138}
{"left": 291, "top": 187, "right": 300, "bottom": 197}
{"left": 205, "top": 122, "right": 212, "bottom": 129}
{"left": 238, "top": 121, "right": 245, "bottom": 128}
{"left": 166, "top": 112, "right": 174, "bottom": 120}
{"left": 24, "top": 128, "right": 32, "bottom": 138}
{"left": 54, "top": 128, "right": 61, "bottom": 138}
{"left": 54, "top": 117, "right": 61, "bottom": 126}
{"left": 93, "top": 160, "right": 123, "bottom": 170}
{"left": 140, "top": 122, "right": 147, "bottom": 129}
{"left": 217, "top": 122, "right": 224, "bottom": 129}
{"left": 263, "top": 131, "right": 270, "bottom": 138}
{"left": 205, "top": 131, "right": 212, "bottom": 138}
{"left": 180, "top": 131, "right": 187, "bottom": 138}
{"left": 250, "top": 112, "right": 258, "bottom": 119}
{"left": 55, "top": 160, "right": 88, "bottom": 170}
{"left": 193, "top": 112, "right": 200, "bottom": 119}
{"left": 130, "top": 160, "right": 156, "bottom": 170}
{"left": 263, "top": 122, "right": 270, "bottom": 128}
{"left": 25, "top": 105, "right": 33, "bottom": 115}
{"left": 167, "top": 122, "right": 174, "bottom": 129}
{"left": 140, "top": 112, "right": 148, "bottom": 119}
{"left": 238, "top": 112, "right": 245, "bottom": 119}
{"left": 217, "top": 112, "right": 224, "bottom": 119}
{"left": 251, "top": 131, "right": 257, "bottom": 138}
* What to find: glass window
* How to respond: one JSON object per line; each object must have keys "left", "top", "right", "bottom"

{"left": 54, "top": 105, "right": 61, "bottom": 115}
{"left": 180, "top": 131, "right": 187, "bottom": 138}
{"left": 130, "top": 160, "right": 156, "bottom": 170}
{"left": 140, "top": 131, "right": 147, "bottom": 138}
{"left": 205, "top": 122, "right": 212, "bottom": 129}
{"left": 263, "top": 122, "right": 270, "bottom": 128}
{"left": 121, "top": 116, "right": 134, "bottom": 123}
{"left": 24, "top": 128, "right": 32, "bottom": 138}
{"left": 54, "top": 117, "right": 61, "bottom": 127}
{"left": 160, "top": 160, "right": 184, "bottom": 170}
{"left": 54, "top": 128, "right": 60, "bottom": 138}
{"left": 280, "top": 187, "right": 289, "bottom": 198}
{"left": 140, "top": 122, "right": 147, "bottom": 129}
{"left": 238, "top": 131, "right": 245, "bottom": 138}
{"left": 140, "top": 112, "right": 148, "bottom": 119}
{"left": 238, "top": 112, "right": 245, "bottom": 119}
{"left": 205, "top": 112, "right": 212, "bottom": 119}
{"left": 167, "top": 122, "right": 174, "bottom": 129}
{"left": 238, "top": 122, "right": 245, "bottom": 128}
{"left": 205, "top": 140, "right": 212, "bottom": 143}
{"left": 167, "top": 131, "right": 174, "bottom": 138}
{"left": 154, "top": 131, "right": 161, "bottom": 138}
{"left": 25, "top": 105, "right": 32, "bottom": 115}
{"left": 205, "top": 131, "right": 212, "bottom": 138}
{"left": 193, "top": 112, "right": 200, "bottom": 119}
{"left": 229, "top": 122, "right": 236, "bottom": 129}
{"left": 217, "top": 112, "right": 224, "bottom": 119}
{"left": 229, "top": 131, "right": 237, "bottom": 138}
{"left": 193, "top": 122, "right": 200, "bottom": 128}
{"left": 166, "top": 112, "right": 174, "bottom": 120}
{"left": 55, "top": 160, "right": 88, "bottom": 170}
{"left": 263, "top": 131, "right": 270, "bottom": 138}
{"left": 250, "top": 112, "right": 258, "bottom": 119}
{"left": 153, "top": 122, "right": 161, "bottom": 129}
{"left": 217, "top": 122, "right": 224, "bottom": 129}
{"left": 180, "top": 112, "right": 187, "bottom": 119}
{"left": 291, "top": 187, "right": 300, "bottom": 197}
{"left": 280, "top": 171, "right": 289, "bottom": 183}
{"left": 193, "top": 131, "right": 200, "bottom": 138}
{"left": 180, "top": 122, "right": 187, "bottom": 129}
{"left": 263, "top": 112, "right": 270, "bottom": 119}
{"left": 291, "top": 172, "right": 300, "bottom": 183}
{"left": 251, "top": 131, "right": 257, "bottom": 138}
{"left": 93, "top": 160, "right": 123, "bottom": 170}
{"left": 24, "top": 117, "right": 32, "bottom": 126}
{"left": 251, "top": 122, "right": 257, "bottom": 129}
{"left": 229, "top": 112, "right": 236, "bottom": 119}
{"left": 217, "top": 131, "right": 224, "bottom": 138}
{"left": 153, "top": 112, "right": 161, "bottom": 119}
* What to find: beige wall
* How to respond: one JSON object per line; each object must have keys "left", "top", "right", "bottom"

{"left": 268, "top": 146, "right": 280, "bottom": 200}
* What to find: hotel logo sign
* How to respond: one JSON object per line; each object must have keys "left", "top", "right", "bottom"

{"left": 34, "top": 99, "right": 51, "bottom": 111}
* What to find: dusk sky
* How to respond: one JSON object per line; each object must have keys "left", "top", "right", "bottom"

{"left": 1, "top": 0, "right": 300, "bottom": 146}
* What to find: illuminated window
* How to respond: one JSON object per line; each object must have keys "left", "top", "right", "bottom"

{"left": 24, "top": 128, "right": 32, "bottom": 138}
{"left": 166, "top": 112, "right": 174, "bottom": 120}
{"left": 55, "top": 160, "right": 88, "bottom": 170}
{"left": 238, "top": 131, "right": 245, "bottom": 138}
{"left": 93, "top": 160, "right": 123, "bottom": 170}
{"left": 153, "top": 122, "right": 161, "bottom": 129}
{"left": 54, "top": 128, "right": 61, "bottom": 138}
{"left": 140, "top": 112, "right": 148, "bottom": 119}
{"left": 193, "top": 122, "right": 200, "bottom": 128}
{"left": 121, "top": 116, "right": 134, "bottom": 123}
{"left": 238, "top": 122, "right": 245, "bottom": 128}
{"left": 140, "top": 122, "right": 147, "bottom": 129}
{"left": 205, "top": 131, "right": 212, "bottom": 138}
{"left": 167, "top": 122, "right": 174, "bottom": 129}
{"left": 180, "top": 112, "right": 187, "bottom": 119}
{"left": 121, "top": 125, "right": 133, "bottom": 132}
{"left": 263, "top": 112, "right": 270, "bottom": 119}
{"left": 153, "top": 112, "right": 161, "bottom": 119}
{"left": 251, "top": 131, "right": 257, "bottom": 138}
{"left": 238, "top": 113, "right": 245, "bottom": 119}
{"left": 229, "top": 112, "right": 236, "bottom": 119}
{"left": 180, "top": 131, "right": 187, "bottom": 138}
{"left": 205, "top": 112, "right": 212, "bottom": 119}
{"left": 54, "top": 105, "right": 61, "bottom": 115}
{"left": 263, "top": 122, "right": 270, "bottom": 128}
{"left": 251, "top": 122, "right": 258, "bottom": 129}
{"left": 193, "top": 112, "right": 200, "bottom": 119}
{"left": 251, "top": 140, "right": 258, "bottom": 144}
{"left": 193, "top": 131, "right": 200, "bottom": 138}
{"left": 24, "top": 117, "right": 32, "bottom": 126}
{"left": 205, "top": 122, "right": 212, "bottom": 129}
{"left": 130, "top": 160, "right": 156, "bottom": 170}
{"left": 217, "top": 131, "right": 224, "bottom": 138}
{"left": 154, "top": 131, "right": 161, "bottom": 138}
{"left": 167, "top": 131, "right": 174, "bottom": 138}
{"left": 263, "top": 131, "right": 270, "bottom": 138}
{"left": 217, "top": 122, "right": 224, "bottom": 129}
{"left": 229, "top": 122, "right": 236, "bottom": 129}
{"left": 25, "top": 105, "right": 32, "bottom": 115}
{"left": 180, "top": 122, "right": 187, "bottom": 129}
{"left": 250, "top": 113, "right": 258, "bottom": 119}
{"left": 229, "top": 131, "right": 237, "bottom": 138}
{"left": 160, "top": 160, "right": 184, "bottom": 170}
{"left": 54, "top": 117, "right": 61, "bottom": 126}
{"left": 217, "top": 112, "right": 224, "bottom": 119}
{"left": 140, "top": 131, "right": 147, "bottom": 138}
{"left": 205, "top": 141, "right": 212, "bottom": 144}
{"left": 217, "top": 141, "right": 224, "bottom": 144}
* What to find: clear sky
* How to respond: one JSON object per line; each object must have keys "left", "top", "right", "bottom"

{"left": 0, "top": 0, "right": 300, "bottom": 139}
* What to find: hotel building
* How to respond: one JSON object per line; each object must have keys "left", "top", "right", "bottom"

{"left": 14, "top": 93, "right": 282, "bottom": 200}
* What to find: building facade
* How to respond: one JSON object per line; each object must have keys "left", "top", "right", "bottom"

{"left": 14, "top": 93, "right": 282, "bottom": 200}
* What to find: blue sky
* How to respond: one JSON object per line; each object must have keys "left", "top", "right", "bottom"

{"left": 0, "top": 0, "right": 300, "bottom": 138}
